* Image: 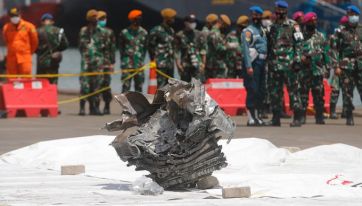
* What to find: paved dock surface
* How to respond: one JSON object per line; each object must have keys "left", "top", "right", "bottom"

{"left": 1, "top": 94, "right": 361, "bottom": 154}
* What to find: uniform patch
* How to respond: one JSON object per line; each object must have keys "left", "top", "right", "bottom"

{"left": 245, "top": 31, "right": 252, "bottom": 42}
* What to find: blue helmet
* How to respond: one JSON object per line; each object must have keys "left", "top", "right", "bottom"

{"left": 41, "top": 13, "right": 54, "bottom": 21}
{"left": 249, "top": 6, "right": 264, "bottom": 14}
{"left": 275, "top": 0, "right": 289, "bottom": 9}
{"left": 347, "top": 5, "right": 361, "bottom": 15}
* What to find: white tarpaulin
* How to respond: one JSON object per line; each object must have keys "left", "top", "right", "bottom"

{"left": 1, "top": 135, "right": 362, "bottom": 205}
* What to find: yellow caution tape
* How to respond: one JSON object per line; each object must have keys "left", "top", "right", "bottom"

{"left": 57, "top": 62, "right": 154, "bottom": 105}
{"left": 155, "top": 69, "right": 173, "bottom": 79}
{"left": 0, "top": 62, "right": 156, "bottom": 78}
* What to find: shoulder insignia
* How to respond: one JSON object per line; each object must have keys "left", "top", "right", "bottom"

{"left": 245, "top": 31, "right": 252, "bottom": 42}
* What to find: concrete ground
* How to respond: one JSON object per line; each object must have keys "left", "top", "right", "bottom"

{"left": 0, "top": 94, "right": 361, "bottom": 155}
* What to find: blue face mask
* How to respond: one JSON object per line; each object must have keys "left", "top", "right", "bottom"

{"left": 98, "top": 20, "right": 107, "bottom": 27}
{"left": 349, "top": 15, "right": 359, "bottom": 24}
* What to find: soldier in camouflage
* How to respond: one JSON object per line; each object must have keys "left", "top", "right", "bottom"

{"left": 205, "top": 14, "right": 231, "bottom": 79}
{"left": 334, "top": 5, "right": 362, "bottom": 126}
{"left": 97, "top": 11, "right": 116, "bottom": 115}
{"left": 148, "top": 8, "right": 177, "bottom": 87}
{"left": 119, "top": 10, "right": 148, "bottom": 92}
{"left": 328, "top": 16, "right": 348, "bottom": 119}
{"left": 175, "top": 14, "right": 206, "bottom": 82}
{"left": 36, "top": 13, "right": 68, "bottom": 84}
{"left": 265, "top": 1, "right": 304, "bottom": 127}
{"left": 299, "top": 12, "right": 330, "bottom": 124}
{"left": 225, "top": 15, "right": 248, "bottom": 78}
{"left": 78, "top": 10, "right": 110, "bottom": 116}
{"left": 202, "top": 13, "right": 219, "bottom": 33}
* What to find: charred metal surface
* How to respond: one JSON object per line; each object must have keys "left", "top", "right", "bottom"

{"left": 106, "top": 79, "right": 235, "bottom": 189}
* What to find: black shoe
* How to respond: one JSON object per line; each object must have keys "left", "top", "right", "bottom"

{"left": 300, "top": 115, "right": 306, "bottom": 124}
{"left": 103, "top": 103, "right": 110, "bottom": 115}
{"left": 78, "top": 100, "right": 86, "bottom": 116}
{"left": 290, "top": 111, "right": 302, "bottom": 127}
{"left": 329, "top": 104, "right": 338, "bottom": 119}
{"left": 316, "top": 118, "right": 325, "bottom": 124}
{"left": 346, "top": 111, "right": 354, "bottom": 126}
{"left": 247, "top": 120, "right": 258, "bottom": 127}
{"left": 89, "top": 98, "right": 103, "bottom": 116}
{"left": 341, "top": 110, "right": 346, "bottom": 119}
{"left": 265, "top": 113, "right": 281, "bottom": 127}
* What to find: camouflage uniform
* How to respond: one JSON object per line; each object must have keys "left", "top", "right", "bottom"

{"left": 205, "top": 26, "right": 228, "bottom": 79}
{"left": 268, "top": 18, "right": 304, "bottom": 123}
{"left": 119, "top": 26, "right": 148, "bottom": 92}
{"left": 78, "top": 26, "right": 109, "bottom": 103}
{"left": 36, "top": 25, "right": 68, "bottom": 84}
{"left": 175, "top": 28, "right": 206, "bottom": 82}
{"left": 334, "top": 24, "right": 362, "bottom": 120}
{"left": 299, "top": 29, "right": 330, "bottom": 121}
{"left": 329, "top": 26, "right": 346, "bottom": 117}
{"left": 101, "top": 27, "right": 116, "bottom": 104}
{"left": 148, "top": 23, "right": 175, "bottom": 87}
{"left": 225, "top": 30, "right": 243, "bottom": 78}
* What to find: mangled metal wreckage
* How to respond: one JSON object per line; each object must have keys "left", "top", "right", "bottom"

{"left": 105, "top": 79, "right": 235, "bottom": 189}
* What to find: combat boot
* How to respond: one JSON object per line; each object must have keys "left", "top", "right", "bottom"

{"left": 103, "top": 102, "right": 111, "bottom": 115}
{"left": 89, "top": 98, "right": 103, "bottom": 116}
{"left": 300, "top": 110, "right": 306, "bottom": 124}
{"left": 290, "top": 111, "right": 302, "bottom": 127}
{"left": 315, "top": 107, "right": 325, "bottom": 125}
{"left": 265, "top": 112, "right": 281, "bottom": 126}
{"left": 346, "top": 111, "right": 354, "bottom": 126}
{"left": 341, "top": 107, "right": 347, "bottom": 119}
{"left": 246, "top": 109, "right": 258, "bottom": 127}
{"left": 329, "top": 103, "right": 338, "bottom": 119}
{"left": 78, "top": 99, "right": 86, "bottom": 116}
{"left": 255, "top": 110, "right": 265, "bottom": 126}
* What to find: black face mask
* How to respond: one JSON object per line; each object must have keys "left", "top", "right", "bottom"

{"left": 132, "top": 17, "right": 142, "bottom": 26}
{"left": 306, "top": 24, "right": 316, "bottom": 31}
{"left": 253, "top": 17, "right": 262, "bottom": 25}
{"left": 166, "top": 19, "right": 175, "bottom": 26}
{"left": 276, "top": 12, "right": 287, "bottom": 19}
{"left": 220, "top": 26, "right": 230, "bottom": 34}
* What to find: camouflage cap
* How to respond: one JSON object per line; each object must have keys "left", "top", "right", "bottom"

{"left": 220, "top": 14, "right": 231, "bottom": 26}
{"left": 161, "top": 8, "right": 177, "bottom": 19}
{"left": 236, "top": 15, "right": 249, "bottom": 26}
{"left": 206, "top": 13, "right": 218, "bottom": 23}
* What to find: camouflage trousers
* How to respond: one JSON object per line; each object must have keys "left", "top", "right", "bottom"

{"left": 37, "top": 66, "right": 59, "bottom": 85}
{"left": 180, "top": 67, "right": 200, "bottom": 82}
{"left": 157, "top": 67, "right": 174, "bottom": 88}
{"left": 227, "top": 68, "right": 242, "bottom": 78}
{"left": 269, "top": 69, "right": 303, "bottom": 114}
{"left": 300, "top": 74, "right": 324, "bottom": 114}
{"left": 339, "top": 69, "right": 356, "bottom": 113}
{"left": 355, "top": 59, "right": 362, "bottom": 103}
{"left": 122, "top": 71, "right": 144, "bottom": 93}
{"left": 79, "top": 66, "right": 102, "bottom": 102}
{"left": 205, "top": 68, "right": 226, "bottom": 80}
{"left": 101, "top": 68, "right": 112, "bottom": 104}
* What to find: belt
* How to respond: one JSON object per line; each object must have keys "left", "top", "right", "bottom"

{"left": 258, "top": 54, "right": 267, "bottom": 60}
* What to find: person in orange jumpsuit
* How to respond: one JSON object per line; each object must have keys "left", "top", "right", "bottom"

{"left": 3, "top": 8, "right": 38, "bottom": 76}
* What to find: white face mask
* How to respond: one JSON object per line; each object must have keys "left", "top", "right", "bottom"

{"left": 348, "top": 15, "right": 360, "bottom": 24}
{"left": 10, "top": 16, "right": 20, "bottom": 24}
{"left": 262, "top": 19, "right": 272, "bottom": 28}
{"left": 185, "top": 22, "right": 197, "bottom": 30}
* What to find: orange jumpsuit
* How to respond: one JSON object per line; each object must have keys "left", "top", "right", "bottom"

{"left": 3, "top": 19, "right": 38, "bottom": 75}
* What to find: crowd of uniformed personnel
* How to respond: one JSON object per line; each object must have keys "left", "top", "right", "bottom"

{"left": 2, "top": 1, "right": 362, "bottom": 127}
